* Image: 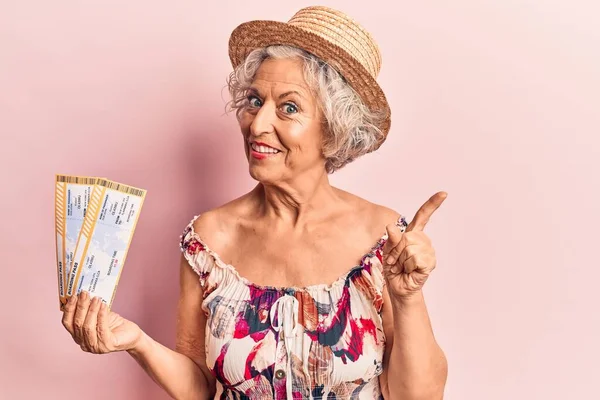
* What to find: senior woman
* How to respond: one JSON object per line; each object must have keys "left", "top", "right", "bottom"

{"left": 61, "top": 6, "right": 448, "bottom": 400}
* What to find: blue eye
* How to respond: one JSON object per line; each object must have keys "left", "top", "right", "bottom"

{"left": 247, "top": 95, "right": 262, "bottom": 108}
{"left": 282, "top": 103, "right": 298, "bottom": 114}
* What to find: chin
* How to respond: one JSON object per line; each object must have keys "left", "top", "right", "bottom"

{"left": 248, "top": 165, "right": 270, "bottom": 183}
{"left": 248, "top": 164, "right": 283, "bottom": 185}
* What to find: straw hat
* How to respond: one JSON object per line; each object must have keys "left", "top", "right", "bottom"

{"left": 228, "top": 6, "right": 391, "bottom": 140}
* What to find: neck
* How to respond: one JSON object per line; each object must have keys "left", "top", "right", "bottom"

{"left": 253, "top": 169, "right": 340, "bottom": 226}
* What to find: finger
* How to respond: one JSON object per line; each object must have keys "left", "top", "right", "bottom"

{"left": 401, "top": 231, "right": 431, "bottom": 246}
{"left": 397, "top": 243, "right": 420, "bottom": 270}
{"left": 82, "top": 296, "right": 101, "bottom": 352}
{"left": 383, "top": 223, "right": 403, "bottom": 261}
{"left": 404, "top": 253, "right": 436, "bottom": 275}
{"left": 407, "top": 191, "right": 448, "bottom": 232}
{"left": 384, "top": 232, "right": 406, "bottom": 266}
{"left": 383, "top": 258, "right": 404, "bottom": 275}
{"left": 61, "top": 294, "right": 78, "bottom": 336}
{"left": 73, "top": 291, "right": 91, "bottom": 347}
{"left": 403, "top": 254, "right": 420, "bottom": 275}
{"left": 97, "top": 301, "right": 111, "bottom": 351}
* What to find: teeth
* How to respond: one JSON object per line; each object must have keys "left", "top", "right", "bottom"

{"left": 251, "top": 143, "right": 279, "bottom": 154}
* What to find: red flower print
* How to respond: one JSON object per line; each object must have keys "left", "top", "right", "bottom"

{"left": 186, "top": 239, "right": 204, "bottom": 255}
{"left": 258, "top": 308, "right": 269, "bottom": 324}
{"left": 375, "top": 247, "right": 383, "bottom": 263}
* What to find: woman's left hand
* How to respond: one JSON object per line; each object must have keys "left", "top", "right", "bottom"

{"left": 382, "top": 191, "right": 448, "bottom": 301}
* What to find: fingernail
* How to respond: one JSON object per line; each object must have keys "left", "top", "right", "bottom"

{"left": 386, "top": 256, "right": 394, "bottom": 265}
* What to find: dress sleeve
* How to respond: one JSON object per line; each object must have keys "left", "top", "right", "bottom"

{"left": 179, "top": 215, "right": 215, "bottom": 288}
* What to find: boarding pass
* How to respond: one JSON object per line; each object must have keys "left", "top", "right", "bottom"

{"left": 55, "top": 175, "right": 146, "bottom": 308}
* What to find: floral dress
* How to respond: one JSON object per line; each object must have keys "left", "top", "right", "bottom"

{"left": 180, "top": 214, "right": 407, "bottom": 399}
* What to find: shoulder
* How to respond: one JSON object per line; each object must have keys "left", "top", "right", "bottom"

{"left": 191, "top": 209, "right": 226, "bottom": 241}
{"left": 366, "top": 203, "right": 403, "bottom": 238}
{"left": 370, "top": 203, "right": 402, "bottom": 227}
{"left": 188, "top": 194, "right": 253, "bottom": 249}
{"left": 337, "top": 189, "right": 402, "bottom": 231}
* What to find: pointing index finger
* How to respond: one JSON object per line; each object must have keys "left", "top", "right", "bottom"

{"left": 407, "top": 191, "right": 448, "bottom": 232}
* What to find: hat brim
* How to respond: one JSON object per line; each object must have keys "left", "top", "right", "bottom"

{"left": 228, "top": 20, "right": 391, "bottom": 140}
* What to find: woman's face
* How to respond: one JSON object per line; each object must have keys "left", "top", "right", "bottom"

{"left": 239, "top": 57, "right": 326, "bottom": 184}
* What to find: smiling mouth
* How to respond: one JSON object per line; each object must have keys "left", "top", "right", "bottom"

{"left": 250, "top": 142, "right": 281, "bottom": 155}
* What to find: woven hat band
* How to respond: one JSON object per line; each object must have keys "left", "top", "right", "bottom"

{"left": 287, "top": 7, "right": 382, "bottom": 78}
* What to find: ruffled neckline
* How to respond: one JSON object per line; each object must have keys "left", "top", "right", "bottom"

{"left": 184, "top": 214, "right": 406, "bottom": 293}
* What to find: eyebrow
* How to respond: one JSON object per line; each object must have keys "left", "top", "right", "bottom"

{"left": 248, "top": 87, "right": 306, "bottom": 100}
{"left": 278, "top": 90, "right": 306, "bottom": 100}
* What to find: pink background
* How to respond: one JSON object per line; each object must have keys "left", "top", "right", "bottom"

{"left": 1, "top": 0, "right": 598, "bottom": 399}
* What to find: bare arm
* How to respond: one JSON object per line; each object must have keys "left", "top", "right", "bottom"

{"left": 380, "top": 288, "right": 447, "bottom": 400}
{"left": 61, "top": 254, "right": 214, "bottom": 400}
{"left": 127, "top": 333, "right": 209, "bottom": 400}
{"left": 127, "top": 254, "right": 216, "bottom": 399}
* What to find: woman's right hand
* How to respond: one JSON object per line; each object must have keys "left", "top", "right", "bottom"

{"left": 61, "top": 291, "right": 143, "bottom": 354}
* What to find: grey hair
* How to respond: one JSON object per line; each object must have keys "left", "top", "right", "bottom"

{"left": 226, "top": 45, "right": 387, "bottom": 173}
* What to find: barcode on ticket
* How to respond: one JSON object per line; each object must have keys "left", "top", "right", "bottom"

{"left": 56, "top": 176, "right": 98, "bottom": 185}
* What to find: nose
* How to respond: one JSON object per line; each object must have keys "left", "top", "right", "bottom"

{"left": 249, "top": 102, "right": 276, "bottom": 137}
